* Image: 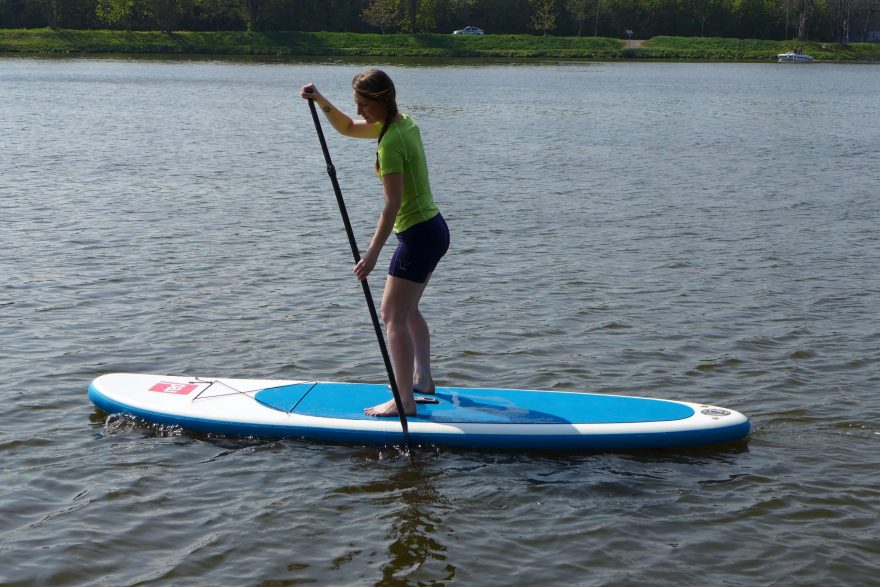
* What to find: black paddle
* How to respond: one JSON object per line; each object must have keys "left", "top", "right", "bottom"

{"left": 305, "top": 91, "right": 412, "bottom": 452}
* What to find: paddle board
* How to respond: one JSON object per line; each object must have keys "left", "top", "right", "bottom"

{"left": 88, "top": 373, "right": 749, "bottom": 450}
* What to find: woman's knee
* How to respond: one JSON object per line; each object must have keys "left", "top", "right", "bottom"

{"left": 380, "top": 301, "right": 408, "bottom": 329}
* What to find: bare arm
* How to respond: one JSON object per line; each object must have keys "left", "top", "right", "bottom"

{"left": 300, "top": 83, "right": 379, "bottom": 139}
{"left": 354, "top": 172, "right": 403, "bottom": 281}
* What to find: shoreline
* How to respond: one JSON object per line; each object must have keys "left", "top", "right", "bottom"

{"left": 2, "top": 29, "right": 879, "bottom": 62}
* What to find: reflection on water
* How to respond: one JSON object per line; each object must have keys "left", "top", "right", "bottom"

{"left": 358, "top": 457, "right": 454, "bottom": 584}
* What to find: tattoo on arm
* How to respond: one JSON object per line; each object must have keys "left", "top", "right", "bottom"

{"left": 322, "top": 105, "right": 331, "bottom": 113}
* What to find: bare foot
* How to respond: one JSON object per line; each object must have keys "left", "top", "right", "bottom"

{"left": 413, "top": 379, "right": 436, "bottom": 395}
{"left": 364, "top": 398, "right": 416, "bottom": 417}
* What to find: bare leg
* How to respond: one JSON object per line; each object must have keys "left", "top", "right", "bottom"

{"left": 409, "top": 307, "right": 436, "bottom": 394}
{"left": 364, "top": 276, "right": 428, "bottom": 417}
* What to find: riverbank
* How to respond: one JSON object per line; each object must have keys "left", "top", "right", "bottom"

{"left": 1, "top": 29, "right": 879, "bottom": 61}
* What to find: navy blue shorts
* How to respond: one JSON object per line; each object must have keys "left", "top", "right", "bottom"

{"left": 389, "top": 213, "right": 450, "bottom": 283}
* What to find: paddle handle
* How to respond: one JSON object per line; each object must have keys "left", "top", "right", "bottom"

{"left": 306, "top": 95, "right": 412, "bottom": 451}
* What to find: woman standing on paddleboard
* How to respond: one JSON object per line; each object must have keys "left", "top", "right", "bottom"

{"left": 300, "top": 70, "right": 450, "bottom": 417}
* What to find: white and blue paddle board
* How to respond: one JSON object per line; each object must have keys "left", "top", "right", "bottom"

{"left": 88, "top": 373, "right": 749, "bottom": 450}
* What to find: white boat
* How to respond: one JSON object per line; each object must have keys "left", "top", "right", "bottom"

{"left": 778, "top": 50, "right": 813, "bottom": 63}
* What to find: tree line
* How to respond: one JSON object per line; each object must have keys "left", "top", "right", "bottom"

{"left": 3, "top": 0, "right": 878, "bottom": 42}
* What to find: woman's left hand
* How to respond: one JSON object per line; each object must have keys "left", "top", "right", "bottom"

{"left": 354, "top": 247, "right": 379, "bottom": 281}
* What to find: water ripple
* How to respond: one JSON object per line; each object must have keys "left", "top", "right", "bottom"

{"left": 1, "top": 58, "right": 879, "bottom": 586}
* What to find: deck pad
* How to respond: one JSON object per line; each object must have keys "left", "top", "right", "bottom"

{"left": 271, "top": 382, "right": 695, "bottom": 424}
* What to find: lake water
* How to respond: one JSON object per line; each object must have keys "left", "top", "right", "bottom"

{"left": 2, "top": 56, "right": 879, "bottom": 585}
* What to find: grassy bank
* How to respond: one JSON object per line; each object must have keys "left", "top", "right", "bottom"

{"left": 1, "top": 29, "right": 879, "bottom": 61}
{"left": 638, "top": 36, "right": 880, "bottom": 61}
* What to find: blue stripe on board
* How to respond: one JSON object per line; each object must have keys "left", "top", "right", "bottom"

{"left": 291, "top": 382, "right": 696, "bottom": 424}
{"left": 254, "top": 383, "right": 317, "bottom": 413}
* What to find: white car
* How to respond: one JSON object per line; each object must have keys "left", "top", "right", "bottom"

{"left": 453, "top": 26, "right": 484, "bottom": 35}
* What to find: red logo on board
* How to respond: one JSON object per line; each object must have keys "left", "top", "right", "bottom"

{"left": 149, "top": 382, "right": 198, "bottom": 395}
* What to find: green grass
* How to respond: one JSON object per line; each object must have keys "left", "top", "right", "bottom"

{"left": 0, "top": 29, "right": 623, "bottom": 58}
{"left": 639, "top": 36, "right": 880, "bottom": 61}
{"left": 1, "top": 29, "right": 878, "bottom": 61}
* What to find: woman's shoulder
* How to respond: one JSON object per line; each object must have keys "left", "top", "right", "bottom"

{"left": 398, "top": 112, "right": 417, "bottom": 127}
{"left": 398, "top": 114, "right": 422, "bottom": 137}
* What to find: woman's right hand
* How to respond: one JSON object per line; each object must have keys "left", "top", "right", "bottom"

{"left": 300, "top": 83, "right": 324, "bottom": 102}
{"left": 353, "top": 247, "right": 379, "bottom": 281}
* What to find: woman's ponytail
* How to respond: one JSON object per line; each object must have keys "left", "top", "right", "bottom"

{"left": 352, "top": 69, "right": 398, "bottom": 172}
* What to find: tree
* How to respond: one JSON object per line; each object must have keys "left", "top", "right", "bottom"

{"left": 449, "top": 0, "right": 475, "bottom": 16}
{"left": 408, "top": 0, "right": 417, "bottom": 31}
{"left": 361, "top": 0, "right": 399, "bottom": 33}
{"left": 27, "top": 0, "right": 96, "bottom": 28}
{"left": 415, "top": 0, "right": 438, "bottom": 31}
{"left": 30, "top": 0, "right": 59, "bottom": 28}
{"left": 148, "top": 0, "right": 190, "bottom": 32}
{"left": 0, "top": 0, "right": 863, "bottom": 40}
{"left": 196, "top": 0, "right": 235, "bottom": 30}
{"left": 796, "top": 0, "right": 814, "bottom": 39}
{"left": 529, "top": 0, "right": 557, "bottom": 34}
{"left": 777, "top": 0, "right": 794, "bottom": 38}
{"left": 852, "top": 0, "right": 880, "bottom": 41}
{"left": 824, "top": 0, "right": 880, "bottom": 42}
{"left": 239, "top": 0, "right": 266, "bottom": 31}
{"left": 96, "top": 0, "right": 141, "bottom": 29}
{"left": 684, "top": 0, "right": 718, "bottom": 35}
{"left": 644, "top": 0, "right": 683, "bottom": 36}
{"left": 445, "top": 0, "right": 477, "bottom": 25}
{"left": 565, "top": 0, "right": 589, "bottom": 35}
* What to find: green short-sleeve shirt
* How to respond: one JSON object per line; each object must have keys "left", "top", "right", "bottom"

{"left": 376, "top": 114, "right": 439, "bottom": 233}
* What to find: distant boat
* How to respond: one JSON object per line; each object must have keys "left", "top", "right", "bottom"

{"left": 778, "top": 50, "right": 814, "bottom": 63}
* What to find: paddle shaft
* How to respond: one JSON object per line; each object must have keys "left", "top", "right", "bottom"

{"left": 306, "top": 96, "right": 412, "bottom": 450}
